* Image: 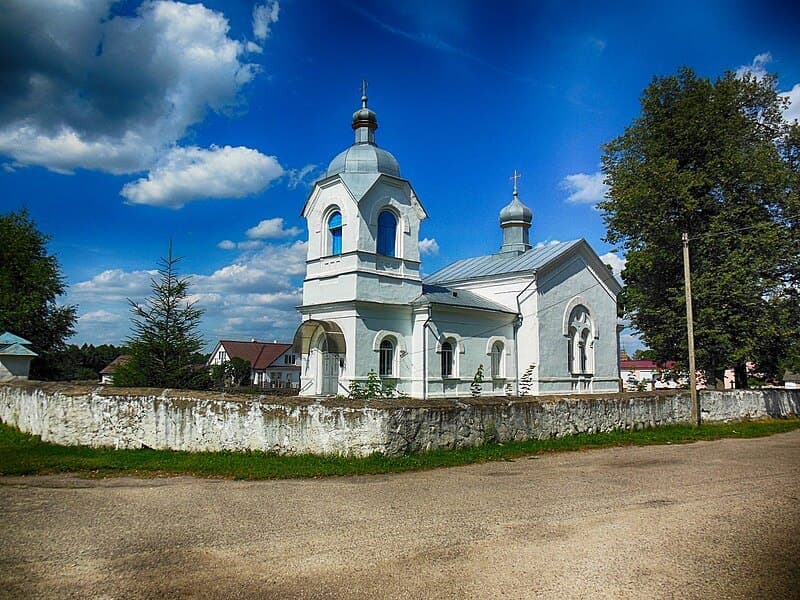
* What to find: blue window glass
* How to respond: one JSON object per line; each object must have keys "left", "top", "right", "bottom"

{"left": 328, "top": 211, "right": 342, "bottom": 255}
{"left": 377, "top": 211, "right": 397, "bottom": 257}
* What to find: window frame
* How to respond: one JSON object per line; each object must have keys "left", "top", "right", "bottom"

{"left": 490, "top": 341, "right": 504, "bottom": 379}
{"left": 441, "top": 341, "right": 454, "bottom": 378}
{"left": 379, "top": 338, "right": 394, "bottom": 377}
{"left": 376, "top": 210, "right": 397, "bottom": 257}
{"left": 327, "top": 211, "right": 343, "bottom": 256}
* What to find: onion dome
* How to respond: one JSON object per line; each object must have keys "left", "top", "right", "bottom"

{"left": 499, "top": 170, "right": 533, "bottom": 253}
{"left": 499, "top": 194, "right": 533, "bottom": 226}
{"left": 325, "top": 84, "right": 401, "bottom": 178}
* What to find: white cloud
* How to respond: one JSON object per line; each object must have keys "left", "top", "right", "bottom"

{"left": 253, "top": 1, "right": 280, "bottom": 41}
{"left": 68, "top": 240, "right": 308, "bottom": 346}
{"left": 600, "top": 251, "right": 626, "bottom": 279}
{"left": 218, "top": 240, "right": 237, "bottom": 250}
{"left": 0, "top": 1, "right": 262, "bottom": 175}
{"left": 72, "top": 269, "right": 156, "bottom": 302}
{"left": 734, "top": 53, "right": 799, "bottom": 124}
{"left": 79, "top": 310, "right": 121, "bottom": 324}
{"left": 245, "top": 217, "right": 302, "bottom": 239}
{"left": 237, "top": 240, "right": 265, "bottom": 250}
{"left": 535, "top": 239, "right": 561, "bottom": 249}
{"left": 735, "top": 52, "right": 772, "bottom": 80}
{"left": 561, "top": 172, "right": 609, "bottom": 204}
{"left": 419, "top": 238, "right": 440, "bottom": 256}
{"left": 121, "top": 145, "right": 284, "bottom": 209}
{"left": 287, "top": 164, "right": 319, "bottom": 189}
{"left": 781, "top": 84, "right": 800, "bottom": 124}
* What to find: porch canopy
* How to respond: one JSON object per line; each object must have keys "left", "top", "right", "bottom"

{"left": 292, "top": 319, "right": 346, "bottom": 354}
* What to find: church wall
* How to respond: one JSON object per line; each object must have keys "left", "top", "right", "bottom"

{"left": 425, "top": 307, "right": 516, "bottom": 398}
{"left": 536, "top": 252, "right": 619, "bottom": 394}
{"left": 4, "top": 383, "right": 797, "bottom": 457}
{"left": 352, "top": 304, "right": 414, "bottom": 388}
{"left": 356, "top": 179, "right": 423, "bottom": 263}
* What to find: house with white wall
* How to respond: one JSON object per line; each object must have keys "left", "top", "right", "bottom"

{"left": 0, "top": 332, "right": 37, "bottom": 381}
{"left": 291, "top": 90, "right": 621, "bottom": 398}
{"left": 207, "top": 340, "right": 299, "bottom": 389}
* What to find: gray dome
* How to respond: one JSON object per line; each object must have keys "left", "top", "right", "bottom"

{"left": 326, "top": 143, "right": 401, "bottom": 178}
{"left": 499, "top": 195, "right": 533, "bottom": 225}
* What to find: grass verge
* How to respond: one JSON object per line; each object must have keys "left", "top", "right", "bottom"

{"left": 1, "top": 418, "right": 798, "bottom": 480}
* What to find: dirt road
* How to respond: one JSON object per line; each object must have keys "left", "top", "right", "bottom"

{"left": 1, "top": 431, "right": 798, "bottom": 599}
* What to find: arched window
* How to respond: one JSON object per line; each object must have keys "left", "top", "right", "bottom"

{"left": 379, "top": 338, "right": 394, "bottom": 377}
{"left": 441, "top": 341, "right": 453, "bottom": 378}
{"left": 567, "top": 305, "right": 594, "bottom": 374}
{"left": 328, "top": 211, "right": 342, "bottom": 255}
{"left": 377, "top": 210, "right": 397, "bottom": 257}
{"left": 490, "top": 341, "right": 504, "bottom": 378}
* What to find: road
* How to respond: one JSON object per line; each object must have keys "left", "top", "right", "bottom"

{"left": 1, "top": 431, "right": 799, "bottom": 599}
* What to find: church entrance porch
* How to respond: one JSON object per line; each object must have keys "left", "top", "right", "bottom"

{"left": 293, "top": 319, "right": 347, "bottom": 396}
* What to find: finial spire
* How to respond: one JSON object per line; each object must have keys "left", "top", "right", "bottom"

{"left": 510, "top": 169, "right": 522, "bottom": 197}
{"left": 361, "top": 79, "right": 369, "bottom": 108}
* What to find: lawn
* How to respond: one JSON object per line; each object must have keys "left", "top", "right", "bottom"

{"left": 1, "top": 418, "right": 798, "bottom": 480}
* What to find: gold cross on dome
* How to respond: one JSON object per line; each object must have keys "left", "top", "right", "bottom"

{"left": 510, "top": 169, "right": 522, "bottom": 195}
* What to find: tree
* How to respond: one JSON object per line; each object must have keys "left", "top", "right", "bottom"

{"left": 470, "top": 364, "right": 484, "bottom": 397}
{"left": 600, "top": 68, "right": 800, "bottom": 387}
{"left": 632, "top": 349, "right": 658, "bottom": 361}
{"left": 0, "top": 209, "right": 77, "bottom": 378}
{"left": 114, "top": 244, "right": 205, "bottom": 389}
{"left": 210, "top": 357, "right": 251, "bottom": 390}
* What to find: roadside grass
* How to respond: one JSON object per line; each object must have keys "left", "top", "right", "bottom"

{"left": 1, "top": 418, "right": 798, "bottom": 480}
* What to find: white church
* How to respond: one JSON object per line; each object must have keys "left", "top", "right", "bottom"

{"left": 292, "top": 90, "right": 622, "bottom": 398}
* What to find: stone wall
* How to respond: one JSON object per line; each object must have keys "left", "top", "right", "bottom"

{"left": 1, "top": 382, "right": 798, "bottom": 457}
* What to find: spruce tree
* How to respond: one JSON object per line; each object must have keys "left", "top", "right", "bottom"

{"left": 114, "top": 244, "right": 205, "bottom": 388}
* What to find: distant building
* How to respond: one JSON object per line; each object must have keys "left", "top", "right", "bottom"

{"left": 207, "top": 340, "right": 300, "bottom": 389}
{"left": 99, "top": 355, "right": 131, "bottom": 384}
{"left": 784, "top": 371, "right": 799, "bottom": 390}
{"left": 620, "top": 359, "right": 677, "bottom": 391}
{"left": 0, "top": 332, "right": 37, "bottom": 381}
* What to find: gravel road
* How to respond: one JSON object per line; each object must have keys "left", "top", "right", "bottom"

{"left": 1, "top": 430, "right": 798, "bottom": 599}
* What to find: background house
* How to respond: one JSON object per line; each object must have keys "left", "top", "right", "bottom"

{"left": 0, "top": 332, "right": 37, "bottom": 381}
{"left": 620, "top": 358, "right": 678, "bottom": 391}
{"left": 207, "top": 340, "right": 299, "bottom": 389}
{"left": 99, "top": 355, "right": 130, "bottom": 384}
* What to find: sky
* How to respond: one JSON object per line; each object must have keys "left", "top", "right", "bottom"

{"left": 2, "top": 0, "right": 799, "bottom": 354}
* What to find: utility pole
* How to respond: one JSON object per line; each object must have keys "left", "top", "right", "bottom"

{"left": 682, "top": 233, "right": 700, "bottom": 425}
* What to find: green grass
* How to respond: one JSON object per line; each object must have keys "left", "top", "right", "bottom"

{"left": 1, "top": 419, "right": 799, "bottom": 480}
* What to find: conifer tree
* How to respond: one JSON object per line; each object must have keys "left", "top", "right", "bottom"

{"left": 114, "top": 244, "right": 205, "bottom": 388}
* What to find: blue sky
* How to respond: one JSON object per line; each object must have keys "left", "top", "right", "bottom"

{"left": 2, "top": 0, "right": 799, "bottom": 353}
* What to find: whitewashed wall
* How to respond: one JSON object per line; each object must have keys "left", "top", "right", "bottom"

{"left": 1, "top": 383, "right": 797, "bottom": 457}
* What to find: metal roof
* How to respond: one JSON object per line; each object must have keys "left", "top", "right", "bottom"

{"left": 326, "top": 143, "right": 401, "bottom": 178}
{"left": 412, "top": 284, "right": 516, "bottom": 314}
{"left": 425, "top": 240, "right": 583, "bottom": 284}
{"left": 0, "top": 343, "right": 37, "bottom": 357}
{"left": 0, "top": 332, "right": 32, "bottom": 346}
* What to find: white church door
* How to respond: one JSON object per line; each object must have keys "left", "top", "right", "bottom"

{"left": 319, "top": 337, "right": 340, "bottom": 395}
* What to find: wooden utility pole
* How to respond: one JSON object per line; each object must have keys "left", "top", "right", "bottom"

{"left": 682, "top": 233, "right": 700, "bottom": 425}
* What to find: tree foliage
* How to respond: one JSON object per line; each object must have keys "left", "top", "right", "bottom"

{"left": 601, "top": 68, "right": 800, "bottom": 386}
{"left": 113, "top": 245, "right": 206, "bottom": 389}
{"left": 50, "top": 343, "right": 127, "bottom": 381}
{"left": 0, "top": 209, "right": 77, "bottom": 378}
{"left": 210, "top": 357, "right": 251, "bottom": 390}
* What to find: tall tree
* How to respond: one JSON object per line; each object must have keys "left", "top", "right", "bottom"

{"left": 601, "top": 68, "right": 800, "bottom": 387}
{"left": 0, "top": 209, "right": 77, "bottom": 378}
{"left": 114, "top": 244, "right": 206, "bottom": 388}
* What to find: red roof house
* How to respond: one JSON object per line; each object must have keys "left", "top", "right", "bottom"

{"left": 207, "top": 340, "right": 299, "bottom": 389}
